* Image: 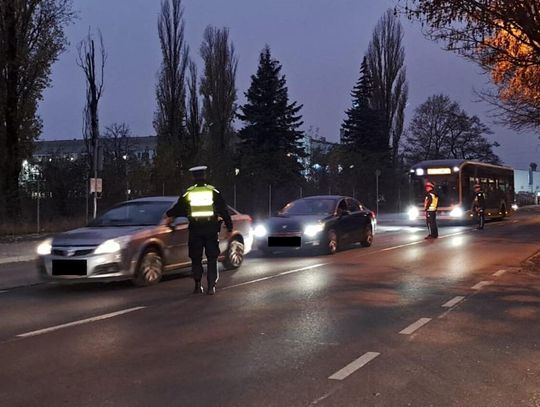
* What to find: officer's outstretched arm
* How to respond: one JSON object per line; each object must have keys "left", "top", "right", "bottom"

{"left": 166, "top": 196, "right": 189, "bottom": 219}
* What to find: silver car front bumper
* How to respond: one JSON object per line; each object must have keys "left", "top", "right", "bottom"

{"left": 37, "top": 246, "right": 134, "bottom": 283}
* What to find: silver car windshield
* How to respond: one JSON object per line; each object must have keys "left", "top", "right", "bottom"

{"left": 281, "top": 199, "right": 336, "bottom": 216}
{"left": 89, "top": 202, "right": 172, "bottom": 227}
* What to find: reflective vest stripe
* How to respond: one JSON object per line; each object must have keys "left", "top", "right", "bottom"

{"left": 186, "top": 187, "right": 215, "bottom": 218}
{"left": 427, "top": 193, "right": 438, "bottom": 211}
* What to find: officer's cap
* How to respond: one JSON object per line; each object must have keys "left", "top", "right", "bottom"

{"left": 189, "top": 165, "right": 207, "bottom": 179}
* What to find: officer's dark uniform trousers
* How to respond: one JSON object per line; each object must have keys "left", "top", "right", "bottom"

{"left": 188, "top": 220, "right": 221, "bottom": 286}
{"left": 426, "top": 210, "right": 438, "bottom": 238}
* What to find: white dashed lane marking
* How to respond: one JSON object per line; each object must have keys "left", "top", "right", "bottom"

{"left": 328, "top": 352, "right": 380, "bottom": 380}
{"left": 493, "top": 269, "right": 507, "bottom": 277}
{"left": 16, "top": 306, "right": 146, "bottom": 338}
{"left": 471, "top": 281, "right": 492, "bottom": 290}
{"left": 442, "top": 296, "right": 465, "bottom": 308}
{"left": 399, "top": 318, "right": 432, "bottom": 335}
{"left": 222, "top": 263, "right": 329, "bottom": 290}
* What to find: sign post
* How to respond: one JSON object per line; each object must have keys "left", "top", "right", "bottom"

{"left": 90, "top": 178, "right": 103, "bottom": 218}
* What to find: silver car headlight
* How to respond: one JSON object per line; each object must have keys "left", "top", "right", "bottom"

{"left": 253, "top": 224, "right": 268, "bottom": 238}
{"left": 304, "top": 223, "right": 324, "bottom": 238}
{"left": 94, "top": 236, "right": 131, "bottom": 254}
{"left": 36, "top": 238, "right": 53, "bottom": 256}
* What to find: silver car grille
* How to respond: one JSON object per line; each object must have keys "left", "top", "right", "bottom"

{"left": 51, "top": 247, "right": 97, "bottom": 257}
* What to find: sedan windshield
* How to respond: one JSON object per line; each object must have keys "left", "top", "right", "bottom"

{"left": 89, "top": 201, "right": 173, "bottom": 227}
{"left": 281, "top": 199, "right": 336, "bottom": 216}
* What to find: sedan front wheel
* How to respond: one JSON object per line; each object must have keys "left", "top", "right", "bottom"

{"left": 133, "top": 249, "right": 163, "bottom": 287}
{"left": 326, "top": 230, "right": 338, "bottom": 254}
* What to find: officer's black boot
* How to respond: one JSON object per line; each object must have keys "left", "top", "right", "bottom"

{"left": 193, "top": 280, "right": 203, "bottom": 294}
{"left": 206, "top": 283, "right": 216, "bottom": 295}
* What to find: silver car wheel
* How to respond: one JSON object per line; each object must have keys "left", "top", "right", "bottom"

{"left": 134, "top": 250, "right": 163, "bottom": 286}
{"left": 224, "top": 239, "right": 244, "bottom": 270}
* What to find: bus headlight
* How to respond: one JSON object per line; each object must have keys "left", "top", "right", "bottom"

{"left": 407, "top": 206, "right": 419, "bottom": 220}
{"left": 511, "top": 204, "right": 518, "bottom": 211}
{"left": 449, "top": 207, "right": 464, "bottom": 218}
{"left": 253, "top": 224, "right": 267, "bottom": 238}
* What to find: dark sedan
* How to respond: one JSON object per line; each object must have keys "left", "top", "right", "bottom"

{"left": 36, "top": 197, "right": 253, "bottom": 286}
{"left": 254, "top": 195, "right": 376, "bottom": 255}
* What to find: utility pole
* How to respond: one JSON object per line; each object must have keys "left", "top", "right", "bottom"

{"left": 375, "top": 169, "right": 381, "bottom": 214}
{"left": 268, "top": 184, "right": 272, "bottom": 217}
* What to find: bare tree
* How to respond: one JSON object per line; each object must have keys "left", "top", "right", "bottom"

{"left": 0, "top": 0, "right": 74, "bottom": 220}
{"left": 186, "top": 61, "right": 203, "bottom": 162}
{"left": 102, "top": 122, "right": 131, "bottom": 160}
{"left": 200, "top": 25, "right": 238, "bottom": 185}
{"left": 78, "top": 28, "right": 106, "bottom": 218}
{"left": 401, "top": 0, "right": 540, "bottom": 130}
{"left": 365, "top": 9, "right": 409, "bottom": 170}
{"left": 404, "top": 94, "right": 500, "bottom": 165}
{"left": 153, "top": 0, "right": 190, "bottom": 194}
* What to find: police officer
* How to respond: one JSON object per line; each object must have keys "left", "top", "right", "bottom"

{"left": 165, "top": 166, "right": 233, "bottom": 295}
{"left": 471, "top": 183, "right": 486, "bottom": 230}
{"left": 424, "top": 181, "right": 439, "bottom": 239}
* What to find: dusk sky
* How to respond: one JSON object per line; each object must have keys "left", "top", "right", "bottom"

{"left": 38, "top": 0, "right": 539, "bottom": 170}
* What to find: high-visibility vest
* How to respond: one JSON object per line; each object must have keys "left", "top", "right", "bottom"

{"left": 184, "top": 184, "right": 215, "bottom": 218}
{"left": 425, "top": 192, "right": 439, "bottom": 211}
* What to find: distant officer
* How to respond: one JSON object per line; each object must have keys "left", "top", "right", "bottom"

{"left": 471, "top": 184, "right": 486, "bottom": 230}
{"left": 165, "top": 166, "right": 233, "bottom": 295}
{"left": 424, "top": 181, "right": 439, "bottom": 239}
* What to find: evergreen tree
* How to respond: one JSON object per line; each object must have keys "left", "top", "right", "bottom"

{"left": 341, "top": 57, "right": 385, "bottom": 152}
{"left": 237, "top": 46, "right": 306, "bottom": 213}
{"left": 238, "top": 46, "right": 306, "bottom": 182}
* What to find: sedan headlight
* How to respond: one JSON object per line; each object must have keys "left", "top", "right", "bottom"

{"left": 449, "top": 207, "right": 464, "bottom": 218}
{"left": 304, "top": 223, "right": 324, "bottom": 238}
{"left": 407, "top": 206, "right": 419, "bottom": 220}
{"left": 253, "top": 224, "right": 268, "bottom": 238}
{"left": 94, "top": 236, "right": 131, "bottom": 254}
{"left": 36, "top": 238, "right": 52, "bottom": 256}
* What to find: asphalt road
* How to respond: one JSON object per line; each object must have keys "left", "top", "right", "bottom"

{"left": 1, "top": 209, "right": 539, "bottom": 407}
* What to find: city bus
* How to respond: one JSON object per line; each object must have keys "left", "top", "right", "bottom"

{"left": 407, "top": 159, "right": 516, "bottom": 222}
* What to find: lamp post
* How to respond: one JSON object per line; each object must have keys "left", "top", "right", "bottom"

{"left": 234, "top": 168, "right": 240, "bottom": 209}
{"left": 375, "top": 169, "right": 381, "bottom": 214}
{"left": 122, "top": 154, "right": 129, "bottom": 200}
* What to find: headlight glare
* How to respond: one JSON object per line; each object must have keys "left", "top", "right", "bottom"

{"left": 449, "top": 207, "right": 464, "bottom": 218}
{"left": 407, "top": 206, "right": 419, "bottom": 220}
{"left": 253, "top": 224, "right": 267, "bottom": 238}
{"left": 304, "top": 223, "right": 324, "bottom": 237}
{"left": 94, "top": 237, "right": 129, "bottom": 254}
{"left": 36, "top": 238, "right": 52, "bottom": 256}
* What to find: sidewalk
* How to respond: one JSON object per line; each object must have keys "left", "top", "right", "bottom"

{"left": 0, "top": 240, "right": 39, "bottom": 265}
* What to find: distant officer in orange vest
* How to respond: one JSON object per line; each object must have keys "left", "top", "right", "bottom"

{"left": 424, "top": 182, "right": 439, "bottom": 239}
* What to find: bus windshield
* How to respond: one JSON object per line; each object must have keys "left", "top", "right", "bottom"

{"left": 410, "top": 175, "right": 459, "bottom": 208}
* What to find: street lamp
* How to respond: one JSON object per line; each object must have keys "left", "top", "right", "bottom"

{"left": 123, "top": 154, "right": 129, "bottom": 200}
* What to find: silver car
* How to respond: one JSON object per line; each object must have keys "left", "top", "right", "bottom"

{"left": 36, "top": 197, "right": 253, "bottom": 286}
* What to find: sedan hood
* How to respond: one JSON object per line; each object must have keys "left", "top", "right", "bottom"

{"left": 52, "top": 226, "right": 150, "bottom": 247}
{"left": 264, "top": 215, "right": 328, "bottom": 233}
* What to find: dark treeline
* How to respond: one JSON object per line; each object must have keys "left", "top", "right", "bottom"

{"left": 1, "top": 0, "right": 507, "bottom": 232}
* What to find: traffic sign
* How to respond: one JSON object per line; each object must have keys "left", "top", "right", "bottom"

{"left": 90, "top": 178, "right": 102, "bottom": 193}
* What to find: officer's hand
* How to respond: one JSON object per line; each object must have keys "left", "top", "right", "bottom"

{"left": 225, "top": 229, "right": 233, "bottom": 239}
{"left": 164, "top": 216, "right": 174, "bottom": 229}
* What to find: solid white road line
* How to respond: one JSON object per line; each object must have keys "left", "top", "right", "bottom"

{"left": 493, "top": 269, "right": 507, "bottom": 277}
{"left": 222, "top": 263, "right": 328, "bottom": 290}
{"left": 0, "top": 290, "right": 7, "bottom": 294}
{"left": 471, "top": 281, "right": 492, "bottom": 290}
{"left": 328, "top": 352, "right": 380, "bottom": 380}
{"left": 16, "top": 306, "right": 146, "bottom": 338}
{"left": 399, "top": 318, "right": 432, "bottom": 335}
{"left": 442, "top": 296, "right": 465, "bottom": 308}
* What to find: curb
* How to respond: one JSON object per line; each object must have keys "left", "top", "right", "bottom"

{"left": 0, "top": 255, "right": 35, "bottom": 266}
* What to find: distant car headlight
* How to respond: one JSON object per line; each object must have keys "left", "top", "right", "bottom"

{"left": 511, "top": 204, "right": 518, "bottom": 211}
{"left": 253, "top": 224, "right": 268, "bottom": 238}
{"left": 449, "top": 207, "right": 464, "bottom": 218}
{"left": 36, "top": 238, "right": 52, "bottom": 256}
{"left": 407, "top": 206, "right": 419, "bottom": 220}
{"left": 304, "top": 223, "right": 324, "bottom": 238}
{"left": 94, "top": 236, "right": 130, "bottom": 254}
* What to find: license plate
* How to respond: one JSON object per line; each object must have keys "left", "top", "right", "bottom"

{"left": 268, "top": 236, "right": 301, "bottom": 247}
{"left": 52, "top": 260, "right": 87, "bottom": 276}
